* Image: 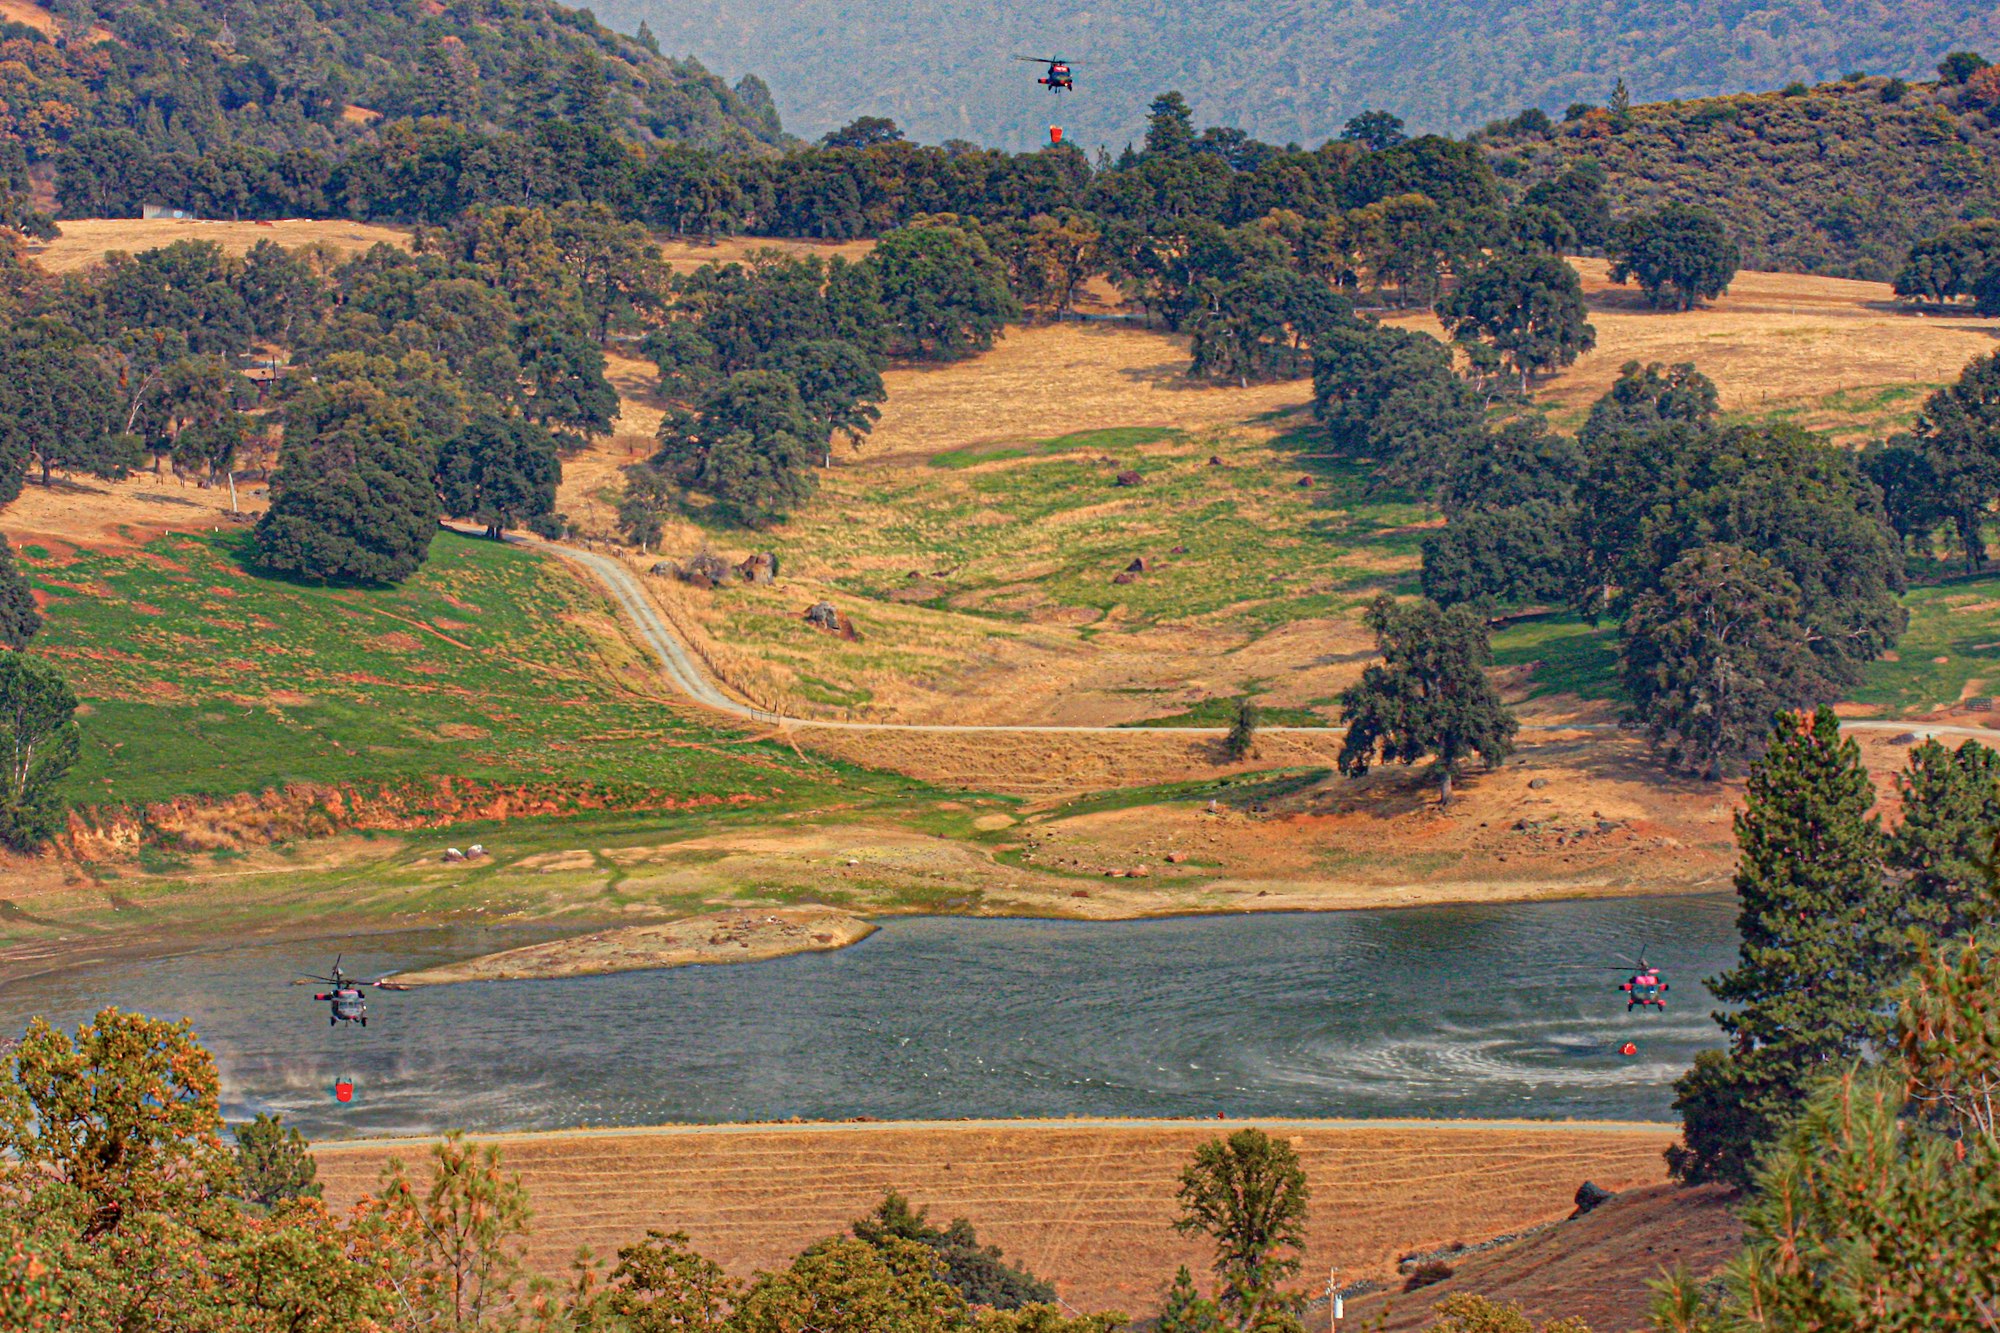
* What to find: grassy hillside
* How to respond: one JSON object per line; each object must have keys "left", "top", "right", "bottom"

{"left": 1485, "top": 76, "right": 2000, "bottom": 280}
{"left": 594, "top": 0, "right": 1998, "bottom": 149}
{"left": 0, "top": 0, "right": 782, "bottom": 166}
{"left": 17, "top": 528, "right": 905, "bottom": 807}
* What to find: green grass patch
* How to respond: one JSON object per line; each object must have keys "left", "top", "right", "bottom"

{"left": 1850, "top": 574, "right": 2000, "bottom": 715}
{"left": 22, "top": 530, "right": 939, "bottom": 810}
{"left": 1489, "top": 615, "right": 1626, "bottom": 702}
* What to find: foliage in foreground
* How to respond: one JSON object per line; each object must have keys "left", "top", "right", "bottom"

{"left": 0, "top": 1007, "right": 1121, "bottom": 1333}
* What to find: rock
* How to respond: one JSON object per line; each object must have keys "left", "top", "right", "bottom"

{"left": 1170, "top": 545, "right": 1187, "bottom": 554}
{"left": 1114, "top": 470, "right": 1143, "bottom": 487}
{"left": 1528, "top": 777, "right": 1548, "bottom": 789}
{"left": 468, "top": 844, "right": 486, "bottom": 858}
{"left": 738, "top": 552, "right": 778, "bottom": 584}
{"left": 803, "top": 601, "right": 852, "bottom": 637}
{"left": 1126, "top": 557, "right": 1148, "bottom": 572}
{"left": 680, "top": 552, "right": 731, "bottom": 586}
{"left": 1296, "top": 476, "right": 1313, "bottom": 488}
{"left": 1890, "top": 732, "right": 1919, "bottom": 745}
{"left": 1165, "top": 851, "right": 1187, "bottom": 863}
{"left": 442, "top": 848, "right": 466, "bottom": 863}
{"left": 1208, "top": 455, "right": 1223, "bottom": 466}
{"left": 1111, "top": 571, "right": 1138, "bottom": 585}
{"left": 1571, "top": 1181, "right": 1615, "bottom": 1217}
{"left": 648, "top": 561, "right": 677, "bottom": 577}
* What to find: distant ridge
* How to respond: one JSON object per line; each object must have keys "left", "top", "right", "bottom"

{"left": 0, "top": 0, "right": 785, "bottom": 166}
{"left": 588, "top": 0, "right": 2000, "bottom": 150}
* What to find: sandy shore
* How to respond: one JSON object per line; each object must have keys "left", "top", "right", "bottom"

{"left": 388, "top": 906, "right": 877, "bottom": 986}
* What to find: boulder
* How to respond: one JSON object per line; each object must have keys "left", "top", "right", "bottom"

{"left": 1126, "top": 557, "right": 1148, "bottom": 573}
{"left": 738, "top": 552, "right": 778, "bottom": 584}
{"left": 1170, "top": 545, "right": 1187, "bottom": 554}
{"left": 680, "top": 552, "right": 731, "bottom": 587}
{"left": 648, "top": 561, "right": 677, "bottom": 577}
{"left": 1114, "top": 470, "right": 1143, "bottom": 487}
{"left": 1571, "top": 1181, "right": 1615, "bottom": 1217}
{"left": 804, "top": 601, "right": 841, "bottom": 630}
{"left": 1207, "top": 456, "right": 1223, "bottom": 467}
{"left": 1296, "top": 476, "right": 1313, "bottom": 488}
{"left": 1111, "top": 571, "right": 1138, "bottom": 585}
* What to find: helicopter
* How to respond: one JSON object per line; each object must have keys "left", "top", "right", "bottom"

{"left": 1614, "top": 951, "right": 1670, "bottom": 1011}
{"left": 1015, "top": 55, "right": 1075, "bottom": 92}
{"left": 297, "top": 955, "right": 409, "bottom": 1027}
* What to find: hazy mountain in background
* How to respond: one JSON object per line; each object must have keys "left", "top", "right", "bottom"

{"left": 592, "top": 0, "right": 2000, "bottom": 151}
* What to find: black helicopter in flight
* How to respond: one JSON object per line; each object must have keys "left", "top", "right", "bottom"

{"left": 1015, "top": 55, "right": 1076, "bottom": 92}
{"left": 298, "top": 955, "right": 408, "bottom": 1027}
{"left": 1614, "top": 951, "right": 1670, "bottom": 1011}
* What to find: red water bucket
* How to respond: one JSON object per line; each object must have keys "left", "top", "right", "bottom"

{"left": 1049, "top": 126, "right": 1064, "bottom": 146}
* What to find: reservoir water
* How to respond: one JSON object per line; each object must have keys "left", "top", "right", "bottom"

{"left": 0, "top": 894, "right": 1740, "bottom": 1140}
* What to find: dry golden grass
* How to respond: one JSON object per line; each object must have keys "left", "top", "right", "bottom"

{"left": 0, "top": 0, "right": 54, "bottom": 32}
{"left": 29, "top": 218, "right": 411, "bottom": 275}
{"left": 867, "top": 322, "right": 1312, "bottom": 461}
{"left": 1350, "top": 1182, "right": 1741, "bottom": 1333}
{"left": 656, "top": 236, "right": 877, "bottom": 274}
{"left": 312, "top": 1121, "right": 1676, "bottom": 1315}
{"left": 1383, "top": 258, "right": 1999, "bottom": 442}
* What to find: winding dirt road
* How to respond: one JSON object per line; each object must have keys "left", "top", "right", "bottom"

{"left": 524, "top": 533, "right": 1993, "bottom": 745}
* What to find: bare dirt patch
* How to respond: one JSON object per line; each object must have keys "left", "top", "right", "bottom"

{"left": 1350, "top": 1181, "right": 1741, "bottom": 1333}
{"left": 29, "top": 217, "right": 411, "bottom": 275}
{"left": 392, "top": 906, "right": 875, "bottom": 985}
{"left": 655, "top": 235, "right": 876, "bottom": 274}
{"left": 312, "top": 1120, "right": 1676, "bottom": 1316}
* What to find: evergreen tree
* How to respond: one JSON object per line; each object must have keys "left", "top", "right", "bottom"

{"left": 1173, "top": 1129, "right": 1309, "bottom": 1330}
{"left": 1339, "top": 110, "right": 1406, "bottom": 151}
{"left": 1886, "top": 737, "right": 2000, "bottom": 942}
{"left": 518, "top": 323, "right": 618, "bottom": 442}
{"left": 1609, "top": 204, "right": 1740, "bottom": 311}
{"left": 1438, "top": 250, "right": 1595, "bottom": 391}
{"left": 1145, "top": 92, "right": 1197, "bottom": 157}
{"left": 0, "top": 534, "right": 42, "bottom": 649}
{"left": 0, "top": 653, "right": 80, "bottom": 853}
{"left": 851, "top": 1190, "right": 1057, "bottom": 1309}
{"left": 1906, "top": 351, "right": 2000, "bottom": 571}
{"left": 869, "top": 221, "right": 1018, "bottom": 361}
{"left": 1621, "top": 544, "right": 1821, "bottom": 779}
{"left": 253, "top": 383, "right": 441, "bottom": 584}
{"left": 1157, "top": 1266, "right": 1226, "bottom": 1333}
{"left": 1337, "top": 595, "right": 1517, "bottom": 804}
{"left": 1223, "top": 698, "right": 1258, "bottom": 762}
{"left": 436, "top": 414, "right": 561, "bottom": 539}
{"left": 232, "top": 1112, "right": 320, "bottom": 1208}
{"left": 1667, "top": 707, "right": 1894, "bottom": 1185}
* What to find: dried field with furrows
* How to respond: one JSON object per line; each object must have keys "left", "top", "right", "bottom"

{"left": 312, "top": 1120, "right": 1680, "bottom": 1315}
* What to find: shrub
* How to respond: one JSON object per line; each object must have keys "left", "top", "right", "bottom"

{"left": 1404, "top": 1260, "right": 1454, "bottom": 1291}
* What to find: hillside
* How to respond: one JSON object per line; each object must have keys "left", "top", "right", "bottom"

{"left": 1485, "top": 75, "right": 2000, "bottom": 280}
{"left": 0, "top": 0, "right": 783, "bottom": 169}
{"left": 591, "top": 0, "right": 1999, "bottom": 150}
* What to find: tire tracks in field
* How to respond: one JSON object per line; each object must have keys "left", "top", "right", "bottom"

{"left": 502, "top": 531, "right": 1995, "bottom": 747}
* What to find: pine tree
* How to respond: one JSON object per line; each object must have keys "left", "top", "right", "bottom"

{"left": 1887, "top": 738, "right": 2000, "bottom": 943}
{"left": 233, "top": 1112, "right": 321, "bottom": 1208}
{"left": 1667, "top": 706, "right": 1893, "bottom": 1184}
{"left": 1223, "top": 698, "right": 1259, "bottom": 762}
{"left": 1158, "top": 1266, "right": 1226, "bottom": 1333}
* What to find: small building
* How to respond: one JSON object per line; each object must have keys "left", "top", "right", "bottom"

{"left": 141, "top": 203, "right": 197, "bottom": 220}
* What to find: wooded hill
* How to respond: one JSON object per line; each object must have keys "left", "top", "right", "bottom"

{"left": 1483, "top": 73, "right": 2000, "bottom": 280}
{"left": 0, "top": 0, "right": 783, "bottom": 166}
{"left": 591, "top": 0, "right": 2000, "bottom": 150}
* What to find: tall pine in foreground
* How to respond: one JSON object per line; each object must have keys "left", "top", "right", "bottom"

{"left": 1668, "top": 707, "right": 1894, "bottom": 1186}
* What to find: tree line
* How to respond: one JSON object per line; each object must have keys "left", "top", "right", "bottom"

{"left": 1386, "top": 337, "right": 2000, "bottom": 778}
{"left": 1645, "top": 707, "right": 1999, "bottom": 1329}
